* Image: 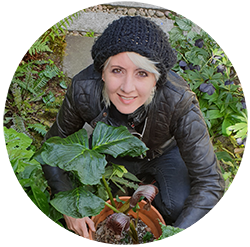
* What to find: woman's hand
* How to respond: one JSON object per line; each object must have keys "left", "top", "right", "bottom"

{"left": 63, "top": 215, "right": 96, "bottom": 239}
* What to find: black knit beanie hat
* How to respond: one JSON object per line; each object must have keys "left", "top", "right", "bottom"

{"left": 91, "top": 16, "right": 177, "bottom": 87}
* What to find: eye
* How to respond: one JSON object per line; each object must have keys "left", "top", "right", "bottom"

{"left": 112, "top": 68, "right": 122, "bottom": 74}
{"left": 137, "top": 71, "right": 148, "bottom": 77}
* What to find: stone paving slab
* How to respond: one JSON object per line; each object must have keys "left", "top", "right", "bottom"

{"left": 106, "top": 1, "right": 165, "bottom": 9}
{"left": 63, "top": 36, "right": 94, "bottom": 78}
{"left": 67, "top": 11, "right": 174, "bottom": 35}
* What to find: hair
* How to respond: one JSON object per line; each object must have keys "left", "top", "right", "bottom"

{"left": 102, "top": 52, "right": 159, "bottom": 108}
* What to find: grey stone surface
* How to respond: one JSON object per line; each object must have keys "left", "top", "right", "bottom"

{"left": 63, "top": 1, "right": 248, "bottom": 78}
{"left": 66, "top": 11, "right": 174, "bottom": 35}
{"left": 62, "top": 1, "right": 248, "bottom": 53}
{"left": 63, "top": 36, "right": 94, "bottom": 78}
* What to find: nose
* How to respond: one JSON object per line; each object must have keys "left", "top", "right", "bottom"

{"left": 120, "top": 74, "right": 135, "bottom": 93}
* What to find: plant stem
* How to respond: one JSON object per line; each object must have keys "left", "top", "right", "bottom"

{"left": 102, "top": 175, "right": 116, "bottom": 208}
{"left": 104, "top": 202, "right": 121, "bottom": 213}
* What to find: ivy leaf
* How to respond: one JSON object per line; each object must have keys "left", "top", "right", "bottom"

{"left": 153, "top": 223, "right": 195, "bottom": 245}
{"left": 50, "top": 187, "right": 105, "bottom": 218}
{"left": 92, "top": 122, "right": 148, "bottom": 158}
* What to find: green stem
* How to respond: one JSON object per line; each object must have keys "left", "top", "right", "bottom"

{"left": 102, "top": 175, "right": 116, "bottom": 208}
{"left": 104, "top": 201, "right": 121, "bottom": 213}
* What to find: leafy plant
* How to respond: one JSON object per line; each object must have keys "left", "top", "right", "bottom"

{"left": 3, "top": 1, "right": 79, "bottom": 61}
{"left": 3, "top": 50, "right": 61, "bottom": 142}
{"left": 153, "top": 223, "right": 195, "bottom": 245}
{"left": 168, "top": 14, "right": 245, "bottom": 139}
{"left": 3, "top": 127, "right": 71, "bottom": 245}
{"left": 34, "top": 122, "right": 162, "bottom": 243}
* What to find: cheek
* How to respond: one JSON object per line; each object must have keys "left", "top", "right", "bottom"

{"left": 104, "top": 80, "right": 119, "bottom": 96}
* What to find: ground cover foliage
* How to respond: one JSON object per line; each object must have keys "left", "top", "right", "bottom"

{"left": 3, "top": 8, "right": 247, "bottom": 240}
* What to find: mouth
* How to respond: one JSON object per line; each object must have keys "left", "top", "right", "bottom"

{"left": 118, "top": 94, "right": 137, "bottom": 104}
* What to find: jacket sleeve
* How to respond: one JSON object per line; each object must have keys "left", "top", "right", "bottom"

{"left": 42, "top": 79, "right": 85, "bottom": 196}
{"left": 172, "top": 91, "right": 225, "bottom": 229}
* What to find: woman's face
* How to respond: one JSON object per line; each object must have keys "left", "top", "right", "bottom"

{"left": 102, "top": 52, "right": 156, "bottom": 114}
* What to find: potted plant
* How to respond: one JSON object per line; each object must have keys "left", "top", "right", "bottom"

{"left": 34, "top": 122, "right": 166, "bottom": 243}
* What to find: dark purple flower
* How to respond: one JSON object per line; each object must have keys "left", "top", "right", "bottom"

{"left": 199, "top": 83, "right": 216, "bottom": 95}
{"left": 195, "top": 39, "right": 204, "bottom": 48}
{"left": 224, "top": 80, "right": 234, "bottom": 86}
{"left": 130, "top": 184, "right": 158, "bottom": 210}
{"left": 217, "top": 64, "right": 225, "bottom": 74}
{"left": 241, "top": 99, "right": 246, "bottom": 109}
{"left": 189, "top": 63, "right": 200, "bottom": 71}
{"left": 179, "top": 60, "right": 188, "bottom": 70}
{"left": 212, "top": 56, "right": 221, "bottom": 64}
{"left": 106, "top": 213, "right": 130, "bottom": 235}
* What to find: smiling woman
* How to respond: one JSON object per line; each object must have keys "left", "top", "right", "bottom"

{"left": 40, "top": 15, "right": 225, "bottom": 240}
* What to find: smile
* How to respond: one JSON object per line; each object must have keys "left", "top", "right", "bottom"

{"left": 120, "top": 96, "right": 135, "bottom": 100}
{"left": 118, "top": 94, "right": 137, "bottom": 104}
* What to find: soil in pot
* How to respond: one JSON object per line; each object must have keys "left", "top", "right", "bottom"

{"left": 94, "top": 215, "right": 156, "bottom": 244}
{"left": 90, "top": 196, "right": 165, "bottom": 244}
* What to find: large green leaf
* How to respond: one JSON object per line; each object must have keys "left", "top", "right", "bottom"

{"left": 34, "top": 123, "right": 148, "bottom": 185}
{"left": 50, "top": 187, "right": 105, "bottom": 218}
{"left": 153, "top": 223, "right": 195, "bottom": 245}
{"left": 42, "top": 146, "right": 106, "bottom": 185}
{"left": 92, "top": 122, "right": 148, "bottom": 158}
{"left": 4, "top": 127, "right": 34, "bottom": 162}
{"left": 31, "top": 184, "right": 50, "bottom": 216}
{"left": 35, "top": 129, "right": 107, "bottom": 185}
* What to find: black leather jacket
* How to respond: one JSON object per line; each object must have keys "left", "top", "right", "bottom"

{"left": 42, "top": 64, "right": 225, "bottom": 229}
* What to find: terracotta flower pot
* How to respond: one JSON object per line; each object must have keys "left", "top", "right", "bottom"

{"left": 89, "top": 196, "right": 166, "bottom": 240}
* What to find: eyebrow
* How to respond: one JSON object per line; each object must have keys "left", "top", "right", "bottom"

{"left": 110, "top": 65, "right": 146, "bottom": 71}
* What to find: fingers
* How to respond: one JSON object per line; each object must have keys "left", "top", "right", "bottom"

{"left": 63, "top": 215, "right": 95, "bottom": 239}
{"left": 85, "top": 217, "right": 96, "bottom": 232}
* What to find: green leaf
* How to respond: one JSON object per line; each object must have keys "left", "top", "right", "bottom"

{"left": 111, "top": 176, "right": 139, "bottom": 191}
{"left": 35, "top": 128, "right": 107, "bottom": 185}
{"left": 215, "top": 151, "right": 233, "bottom": 162}
{"left": 175, "top": 18, "right": 192, "bottom": 31}
{"left": 169, "top": 27, "right": 185, "bottom": 42}
{"left": 153, "top": 223, "right": 195, "bottom": 245}
{"left": 50, "top": 187, "right": 105, "bottom": 218}
{"left": 4, "top": 127, "right": 36, "bottom": 164}
{"left": 207, "top": 110, "right": 223, "bottom": 120}
{"left": 31, "top": 184, "right": 50, "bottom": 216}
{"left": 42, "top": 147, "right": 106, "bottom": 185}
{"left": 92, "top": 122, "right": 148, "bottom": 158}
{"left": 222, "top": 118, "right": 234, "bottom": 136}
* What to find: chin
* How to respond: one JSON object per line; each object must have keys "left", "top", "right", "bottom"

{"left": 116, "top": 106, "right": 137, "bottom": 114}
